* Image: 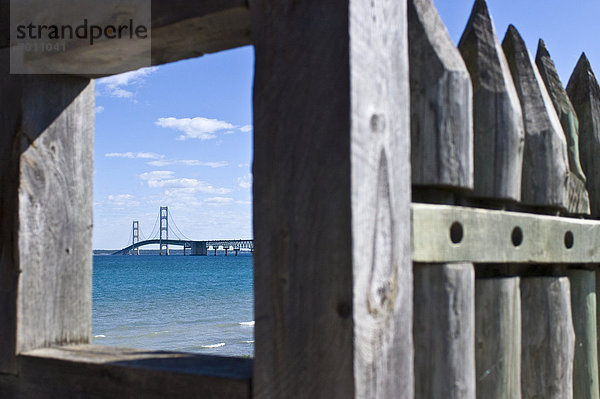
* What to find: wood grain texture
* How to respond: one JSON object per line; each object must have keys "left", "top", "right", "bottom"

{"left": 566, "top": 269, "right": 600, "bottom": 399}
{"left": 567, "top": 54, "right": 600, "bottom": 218}
{"left": 0, "top": 50, "right": 93, "bottom": 373}
{"left": 4, "top": 0, "right": 250, "bottom": 76}
{"left": 408, "top": 0, "right": 473, "bottom": 190}
{"left": 566, "top": 171, "right": 591, "bottom": 215}
{"left": 501, "top": 26, "right": 569, "bottom": 210}
{"left": 149, "top": 1, "right": 251, "bottom": 70}
{"left": 414, "top": 263, "right": 475, "bottom": 399}
{"left": 520, "top": 277, "right": 574, "bottom": 399}
{"left": 475, "top": 277, "right": 521, "bottom": 399}
{"left": 412, "top": 203, "right": 600, "bottom": 264}
{"left": 17, "top": 78, "right": 94, "bottom": 355}
{"left": 536, "top": 40, "right": 587, "bottom": 182}
{"left": 251, "top": 0, "right": 412, "bottom": 397}
{"left": 458, "top": 0, "right": 524, "bottom": 202}
{"left": 535, "top": 40, "right": 590, "bottom": 215}
{"left": 0, "top": 345, "right": 252, "bottom": 399}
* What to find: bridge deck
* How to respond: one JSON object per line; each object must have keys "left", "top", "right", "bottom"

{"left": 112, "top": 239, "right": 254, "bottom": 255}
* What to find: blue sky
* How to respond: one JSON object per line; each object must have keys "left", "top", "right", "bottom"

{"left": 93, "top": 0, "right": 600, "bottom": 249}
{"left": 436, "top": 0, "right": 600, "bottom": 84}
{"left": 94, "top": 46, "right": 254, "bottom": 249}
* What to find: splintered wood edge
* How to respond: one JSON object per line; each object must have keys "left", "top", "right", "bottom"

{"left": 412, "top": 203, "right": 600, "bottom": 263}
{"left": 7, "top": 345, "right": 253, "bottom": 398}
{"left": 20, "top": 344, "right": 252, "bottom": 379}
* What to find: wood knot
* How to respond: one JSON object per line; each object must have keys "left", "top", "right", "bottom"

{"left": 370, "top": 114, "right": 385, "bottom": 134}
{"left": 367, "top": 150, "right": 397, "bottom": 317}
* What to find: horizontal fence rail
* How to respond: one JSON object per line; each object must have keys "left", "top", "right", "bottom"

{"left": 412, "top": 203, "right": 600, "bottom": 264}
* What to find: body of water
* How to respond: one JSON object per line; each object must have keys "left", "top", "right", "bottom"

{"left": 92, "top": 254, "right": 254, "bottom": 357}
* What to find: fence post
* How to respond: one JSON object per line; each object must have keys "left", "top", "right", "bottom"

{"left": 536, "top": 40, "right": 590, "bottom": 215}
{"left": 475, "top": 278, "right": 521, "bottom": 399}
{"left": 500, "top": 24, "right": 577, "bottom": 399}
{"left": 568, "top": 54, "right": 600, "bottom": 399}
{"left": 251, "top": 0, "right": 413, "bottom": 397}
{"left": 408, "top": 0, "right": 475, "bottom": 397}
{"left": 457, "top": 2, "right": 524, "bottom": 397}
{"left": 0, "top": 50, "right": 94, "bottom": 374}
{"left": 501, "top": 25, "right": 569, "bottom": 212}
{"left": 538, "top": 40, "right": 598, "bottom": 399}
{"left": 520, "top": 277, "right": 575, "bottom": 399}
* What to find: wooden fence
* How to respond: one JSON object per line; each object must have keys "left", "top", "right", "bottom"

{"left": 1, "top": 0, "right": 600, "bottom": 398}
{"left": 411, "top": 1, "right": 600, "bottom": 398}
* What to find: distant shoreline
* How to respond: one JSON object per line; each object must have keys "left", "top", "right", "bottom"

{"left": 93, "top": 249, "right": 253, "bottom": 256}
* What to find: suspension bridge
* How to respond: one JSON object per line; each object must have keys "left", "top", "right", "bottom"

{"left": 111, "top": 206, "right": 253, "bottom": 256}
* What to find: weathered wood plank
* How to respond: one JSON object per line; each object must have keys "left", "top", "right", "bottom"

{"left": 520, "top": 277, "right": 574, "bottom": 399}
{"left": 3, "top": 0, "right": 250, "bottom": 76}
{"left": 411, "top": 203, "right": 600, "bottom": 264}
{"left": 458, "top": 0, "right": 524, "bottom": 203}
{"left": 408, "top": 0, "right": 473, "bottom": 190}
{"left": 252, "top": 0, "right": 412, "bottom": 397}
{"left": 414, "top": 263, "right": 475, "bottom": 399}
{"left": 0, "top": 345, "right": 252, "bottom": 399}
{"left": 149, "top": 1, "right": 251, "bottom": 69}
{"left": 567, "top": 53, "right": 600, "bottom": 218}
{"left": 566, "top": 269, "right": 600, "bottom": 399}
{"left": 0, "top": 49, "right": 93, "bottom": 373}
{"left": 475, "top": 277, "right": 521, "bottom": 399}
{"left": 535, "top": 40, "right": 590, "bottom": 215}
{"left": 501, "top": 25, "right": 569, "bottom": 211}
{"left": 17, "top": 81, "right": 94, "bottom": 354}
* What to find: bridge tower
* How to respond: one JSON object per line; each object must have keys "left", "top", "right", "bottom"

{"left": 159, "top": 206, "right": 169, "bottom": 256}
{"left": 132, "top": 221, "right": 140, "bottom": 255}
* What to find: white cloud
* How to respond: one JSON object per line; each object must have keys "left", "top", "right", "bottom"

{"left": 111, "top": 88, "right": 134, "bottom": 98}
{"left": 239, "top": 125, "right": 253, "bottom": 132}
{"left": 238, "top": 174, "right": 252, "bottom": 189}
{"left": 104, "top": 152, "right": 226, "bottom": 168}
{"left": 108, "top": 194, "right": 134, "bottom": 201}
{"left": 106, "top": 194, "right": 139, "bottom": 206}
{"left": 138, "top": 170, "right": 175, "bottom": 181}
{"left": 147, "top": 159, "right": 227, "bottom": 168}
{"left": 95, "top": 106, "right": 104, "bottom": 114}
{"left": 106, "top": 152, "right": 164, "bottom": 160}
{"left": 150, "top": 179, "right": 232, "bottom": 194}
{"left": 138, "top": 170, "right": 232, "bottom": 195}
{"left": 204, "top": 197, "right": 234, "bottom": 205}
{"left": 238, "top": 163, "right": 250, "bottom": 168}
{"left": 155, "top": 117, "right": 235, "bottom": 140}
{"left": 96, "top": 66, "right": 159, "bottom": 99}
{"left": 147, "top": 178, "right": 199, "bottom": 189}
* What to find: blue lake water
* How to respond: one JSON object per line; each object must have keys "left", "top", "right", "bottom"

{"left": 92, "top": 254, "right": 254, "bottom": 357}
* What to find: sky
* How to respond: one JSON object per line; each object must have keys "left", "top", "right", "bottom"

{"left": 94, "top": 47, "right": 254, "bottom": 249}
{"left": 93, "top": 0, "right": 600, "bottom": 250}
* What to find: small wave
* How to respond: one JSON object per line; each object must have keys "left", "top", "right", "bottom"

{"left": 239, "top": 321, "right": 255, "bottom": 327}
{"left": 242, "top": 340, "right": 255, "bottom": 344}
{"left": 201, "top": 343, "right": 226, "bottom": 349}
{"left": 94, "top": 334, "right": 106, "bottom": 338}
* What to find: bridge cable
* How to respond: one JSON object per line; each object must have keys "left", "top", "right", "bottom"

{"left": 168, "top": 223, "right": 180, "bottom": 240}
{"left": 125, "top": 227, "right": 133, "bottom": 248}
{"left": 147, "top": 212, "right": 160, "bottom": 240}
{"left": 168, "top": 211, "right": 192, "bottom": 241}
{"left": 138, "top": 226, "right": 147, "bottom": 241}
